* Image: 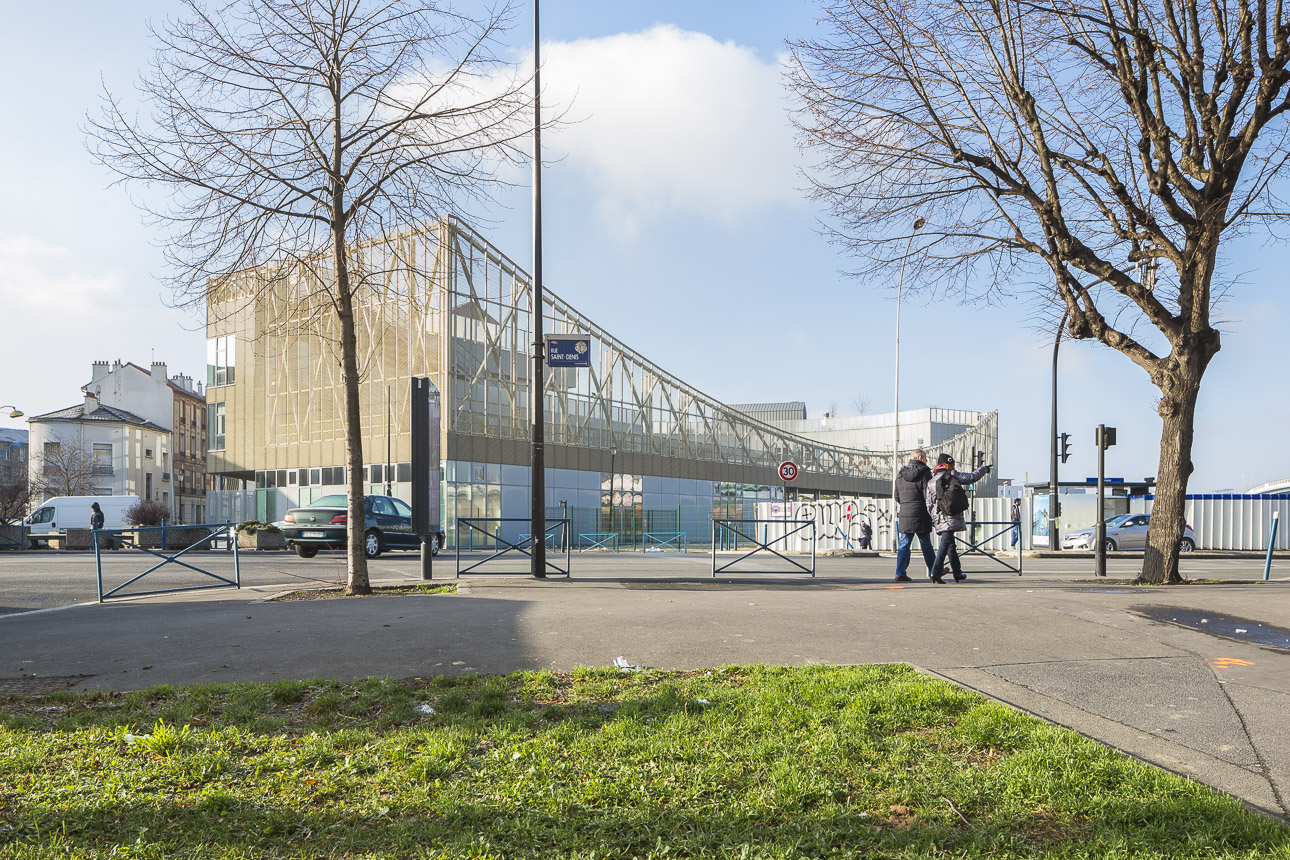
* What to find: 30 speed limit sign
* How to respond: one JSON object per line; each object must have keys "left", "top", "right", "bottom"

{"left": 778, "top": 460, "right": 799, "bottom": 482}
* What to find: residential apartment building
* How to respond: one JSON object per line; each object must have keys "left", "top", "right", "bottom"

{"left": 0, "top": 428, "right": 27, "bottom": 487}
{"left": 28, "top": 360, "right": 208, "bottom": 522}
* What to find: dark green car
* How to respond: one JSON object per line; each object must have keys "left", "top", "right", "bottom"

{"left": 281, "top": 494, "right": 443, "bottom": 559}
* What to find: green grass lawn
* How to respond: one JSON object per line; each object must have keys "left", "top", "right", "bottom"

{"left": 1, "top": 664, "right": 1286, "bottom": 858}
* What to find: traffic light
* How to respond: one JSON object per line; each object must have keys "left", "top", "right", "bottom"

{"left": 1059, "top": 432, "right": 1071, "bottom": 463}
{"left": 1096, "top": 426, "right": 1117, "bottom": 449}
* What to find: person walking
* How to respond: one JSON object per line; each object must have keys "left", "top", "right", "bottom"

{"left": 1010, "top": 498, "right": 1022, "bottom": 547}
{"left": 90, "top": 502, "right": 105, "bottom": 531}
{"left": 892, "top": 448, "right": 936, "bottom": 582}
{"left": 925, "top": 454, "right": 991, "bottom": 583}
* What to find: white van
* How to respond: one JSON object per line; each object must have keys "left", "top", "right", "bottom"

{"left": 25, "top": 495, "right": 140, "bottom": 547}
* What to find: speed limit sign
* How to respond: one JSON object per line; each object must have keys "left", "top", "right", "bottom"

{"left": 778, "top": 460, "right": 799, "bottom": 482}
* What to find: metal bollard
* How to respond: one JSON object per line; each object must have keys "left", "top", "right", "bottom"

{"left": 1263, "top": 511, "right": 1280, "bottom": 582}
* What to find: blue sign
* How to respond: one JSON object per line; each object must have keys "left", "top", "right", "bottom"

{"left": 546, "top": 336, "right": 591, "bottom": 368}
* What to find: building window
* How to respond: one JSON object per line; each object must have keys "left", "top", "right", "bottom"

{"left": 92, "top": 444, "right": 113, "bottom": 476}
{"left": 207, "top": 335, "right": 236, "bottom": 387}
{"left": 208, "top": 402, "right": 226, "bottom": 451}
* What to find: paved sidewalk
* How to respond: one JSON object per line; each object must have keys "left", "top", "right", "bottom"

{"left": 1, "top": 552, "right": 1287, "bottom": 819}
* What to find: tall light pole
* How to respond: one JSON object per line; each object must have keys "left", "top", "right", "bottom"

{"left": 529, "top": 0, "right": 546, "bottom": 578}
{"left": 892, "top": 217, "right": 925, "bottom": 497}
{"left": 1, "top": 407, "right": 22, "bottom": 419}
{"left": 1049, "top": 308, "right": 1068, "bottom": 551}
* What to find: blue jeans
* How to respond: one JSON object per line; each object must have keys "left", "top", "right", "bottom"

{"left": 1010, "top": 524, "right": 1020, "bottom": 547}
{"left": 896, "top": 531, "right": 935, "bottom": 579}
{"left": 932, "top": 531, "right": 962, "bottom": 579}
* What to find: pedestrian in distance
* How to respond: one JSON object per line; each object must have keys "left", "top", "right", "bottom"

{"left": 859, "top": 519, "right": 872, "bottom": 550}
{"left": 925, "top": 453, "right": 992, "bottom": 583}
{"left": 1010, "top": 498, "right": 1022, "bottom": 547}
{"left": 892, "top": 448, "right": 936, "bottom": 582}
{"left": 90, "top": 502, "right": 105, "bottom": 531}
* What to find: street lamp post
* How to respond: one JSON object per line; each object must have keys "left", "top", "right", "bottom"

{"left": 1049, "top": 308, "right": 1068, "bottom": 551}
{"left": 1, "top": 407, "right": 22, "bottom": 419}
{"left": 892, "top": 217, "right": 926, "bottom": 497}
{"left": 529, "top": 0, "right": 546, "bottom": 578}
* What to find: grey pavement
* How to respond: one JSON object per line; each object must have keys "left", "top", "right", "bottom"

{"left": 1, "top": 547, "right": 1287, "bottom": 819}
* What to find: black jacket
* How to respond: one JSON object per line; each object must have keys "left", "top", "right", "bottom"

{"left": 894, "top": 460, "right": 933, "bottom": 533}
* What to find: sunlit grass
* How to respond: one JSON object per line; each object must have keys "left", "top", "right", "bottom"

{"left": 1, "top": 665, "right": 1286, "bottom": 858}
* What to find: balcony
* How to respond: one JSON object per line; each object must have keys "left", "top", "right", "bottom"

{"left": 162, "top": 472, "right": 171, "bottom": 482}
{"left": 92, "top": 464, "right": 114, "bottom": 476}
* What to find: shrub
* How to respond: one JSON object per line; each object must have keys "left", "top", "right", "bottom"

{"left": 236, "top": 520, "right": 281, "bottom": 535}
{"left": 125, "top": 499, "right": 170, "bottom": 526}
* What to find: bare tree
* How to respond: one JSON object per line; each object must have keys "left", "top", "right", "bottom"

{"left": 89, "top": 0, "right": 536, "bottom": 594}
{"left": 789, "top": 0, "right": 1290, "bottom": 583}
{"left": 852, "top": 394, "right": 871, "bottom": 416}
{"left": 31, "top": 441, "right": 97, "bottom": 500}
{"left": 0, "top": 478, "right": 29, "bottom": 522}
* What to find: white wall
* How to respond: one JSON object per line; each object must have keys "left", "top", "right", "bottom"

{"left": 753, "top": 496, "right": 1021, "bottom": 553}
{"left": 87, "top": 361, "right": 174, "bottom": 430}
{"left": 1130, "top": 496, "right": 1290, "bottom": 550}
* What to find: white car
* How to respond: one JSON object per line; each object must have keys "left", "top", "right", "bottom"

{"left": 1063, "top": 514, "right": 1196, "bottom": 552}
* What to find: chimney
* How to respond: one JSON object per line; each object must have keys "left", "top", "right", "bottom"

{"left": 151, "top": 362, "right": 168, "bottom": 381}
{"left": 90, "top": 360, "right": 110, "bottom": 384}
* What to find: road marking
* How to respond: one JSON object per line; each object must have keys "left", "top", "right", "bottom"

{"left": 1213, "top": 658, "right": 1255, "bottom": 668}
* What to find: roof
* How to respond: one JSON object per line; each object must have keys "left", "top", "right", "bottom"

{"left": 30, "top": 403, "right": 168, "bottom": 432}
{"left": 0, "top": 428, "right": 26, "bottom": 446}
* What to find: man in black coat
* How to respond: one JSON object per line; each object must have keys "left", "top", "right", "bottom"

{"left": 893, "top": 448, "right": 936, "bottom": 582}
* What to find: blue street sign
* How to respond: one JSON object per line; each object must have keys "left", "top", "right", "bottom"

{"left": 546, "top": 335, "right": 592, "bottom": 368}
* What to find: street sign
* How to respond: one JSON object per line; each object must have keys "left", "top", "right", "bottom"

{"left": 778, "top": 461, "right": 799, "bottom": 482}
{"left": 545, "top": 334, "right": 592, "bottom": 368}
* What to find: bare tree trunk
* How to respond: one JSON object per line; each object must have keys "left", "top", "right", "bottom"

{"left": 334, "top": 240, "right": 371, "bottom": 596}
{"left": 1139, "top": 367, "right": 1204, "bottom": 585}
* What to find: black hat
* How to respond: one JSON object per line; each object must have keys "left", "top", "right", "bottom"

{"left": 937, "top": 454, "right": 955, "bottom": 466}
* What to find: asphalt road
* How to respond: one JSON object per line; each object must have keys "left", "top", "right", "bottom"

{"left": 0, "top": 545, "right": 1273, "bottom": 615}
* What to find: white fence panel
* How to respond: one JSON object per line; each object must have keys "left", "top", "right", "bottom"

{"left": 753, "top": 495, "right": 1020, "bottom": 553}
{"left": 1128, "top": 496, "right": 1289, "bottom": 550}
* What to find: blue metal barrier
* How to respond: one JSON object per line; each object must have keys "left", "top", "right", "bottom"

{"left": 455, "top": 518, "right": 571, "bottom": 577}
{"left": 956, "top": 520, "right": 1023, "bottom": 575}
{"left": 643, "top": 531, "right": 687, "bottom": 553}
{"left": 95, "top": 523, "right": 240, "bottom": 602}
{"left": 577, "top": 532, "right": 619, "bottom": 553}
{"left": 712, "top": 519, "right": 815, "bottom": 576}
{"left": 0, "top": 520, "right": 26, "bottom": 550}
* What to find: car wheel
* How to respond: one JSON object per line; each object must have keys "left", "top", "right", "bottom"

{"left": 1179, "top": 538, "right": 1195, "bottom": 553}
{"left": 429, "top": 533, "right": 442, "bottom": 556}
{"left": 295, "top": 544, "right": 318, "bottom": 559}
{"left": 364, "top": 530, "right": 383, "bottom": 559}
{"left": 1104, "top": 539, "right": 1117, "bottom": 552}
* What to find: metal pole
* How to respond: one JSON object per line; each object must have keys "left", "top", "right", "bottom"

{"left": 892, "top": 217, "right": 924, "bottom": 498}
{"left": 1050, "top": 308, "right": 1068, "bottom": 551}
{"left": 385, "top": 386, "right": 391, "bottom": 496}
{"left": 1095, "top": 424, "right": 1107, "bottom": 577}
{"left": 529, "top": 0, "right": 546, "bottom": 579}
{"left": 1264, "top": 511, "right": 1280, "bottom": 581}
{"left": 609, "top": 447, "right": 616, "bottom": 539}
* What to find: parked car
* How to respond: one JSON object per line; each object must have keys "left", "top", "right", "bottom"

{"left": 1062, "top": 514, "right": 1196, "bottom": 552}
{"left": 280, "top": 494, "right": 443, "bottom": 559}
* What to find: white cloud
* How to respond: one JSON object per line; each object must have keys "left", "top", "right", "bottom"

{"left": 0, "top": 236, "right": 131, "bottom": 317}
{"left": 539, "top": 26, "right": 803, "bottom": 233}
{"left": 0, "top": 235, "right": 204, "bottom": 427}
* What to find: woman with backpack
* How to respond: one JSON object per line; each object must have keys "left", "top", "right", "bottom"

{"left": 924, "top": 454, "right": 992, "bottom": 583}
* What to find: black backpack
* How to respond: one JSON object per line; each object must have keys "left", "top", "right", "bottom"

{"left": 936, "top": 472, "right": 969, "bottom": 517}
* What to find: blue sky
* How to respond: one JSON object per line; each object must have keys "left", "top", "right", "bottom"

{"left": 1, "top": 1, "right": 1285, "bottom": 492}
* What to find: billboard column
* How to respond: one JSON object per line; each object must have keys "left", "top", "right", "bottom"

{"left": 411, "top": 377, "right": 441, "bottom": 581}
